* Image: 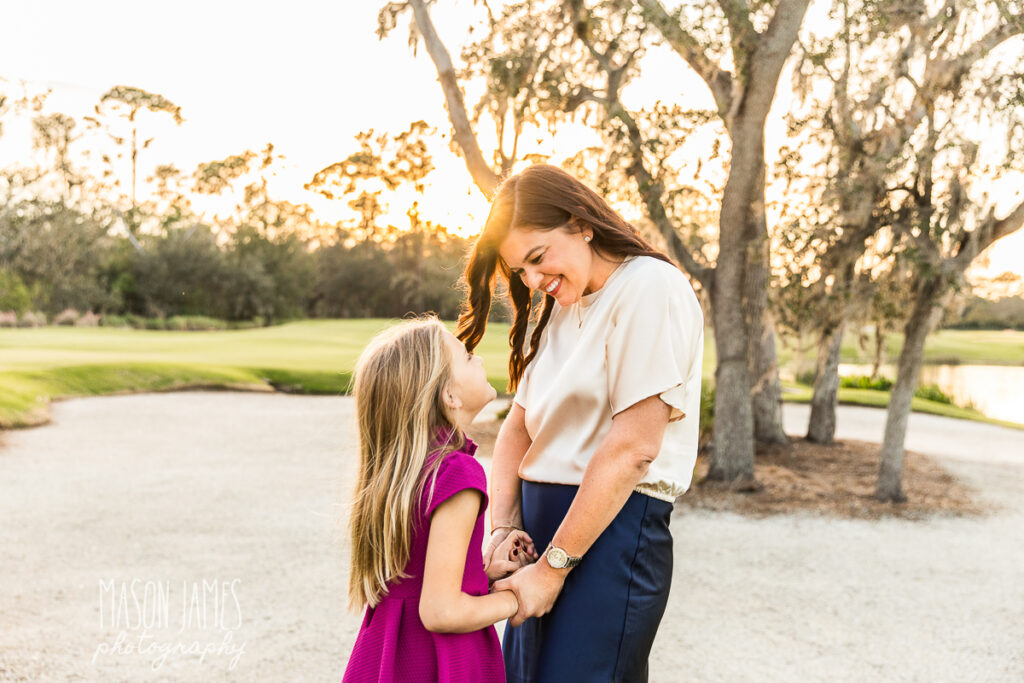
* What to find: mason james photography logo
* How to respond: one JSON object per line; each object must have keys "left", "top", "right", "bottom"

{"left": 93, "top": 578, "right": 247, "bottom": 671}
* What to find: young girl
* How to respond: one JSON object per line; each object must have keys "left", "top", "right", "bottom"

{"left": 343, "top": 317, "right": 536, "bottom": 683}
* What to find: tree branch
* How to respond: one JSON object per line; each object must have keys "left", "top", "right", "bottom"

{"left": 610, "top": 103, "right": 714, "bottom": 288}
{"left": 951, "top": 197, "right": 1024, "bottom": 272}
{"left": 984, "top": 198, "right": 1024, "bottom": 250}
{"left": 408, "top": 0, "right": 499, "bottom": 197}
{"left": 636, "top": 0, "right": 734, "bottom": 116}
{"left": 716, "top": 0, "right": 758, "bottom": 81}
{"left": 923, "top": 18, "right": 1024, "bottom": 95}
{"left": 746, "top": 0, "right": 813, "bottom": 109}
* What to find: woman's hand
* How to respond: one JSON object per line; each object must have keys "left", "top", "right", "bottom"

{"left": 484, "top": 529, "right": 537, "bottom": 581}
{"left": 493, "top": 560, "right": 567, "bottom": 627}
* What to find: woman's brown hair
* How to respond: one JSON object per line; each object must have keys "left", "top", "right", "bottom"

{"left": 456, "top": 164, "right": 674, "bottom": 391}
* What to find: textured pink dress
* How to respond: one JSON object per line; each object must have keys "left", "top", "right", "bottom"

{"left": 342, "top": 436, "right": 506, "bottom": 682}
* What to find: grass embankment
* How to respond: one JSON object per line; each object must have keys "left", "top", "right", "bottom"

{"left": 703, "top": 327, "right": 1024, "bottom": 430}
{"left": 1, "top": 322, "right": 1021, "bottom": 430}
{"left": 701, "top": 328, "right": 1024, "bottom": 369}
{"left": 0, "top": 320, "right": 506, "bottom": 428}
{"left": 780, "top": 385, "right": 1023, "bottom": 431}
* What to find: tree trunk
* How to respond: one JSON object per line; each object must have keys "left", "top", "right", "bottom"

{"left": 876, "top": 277, "right": 949, "bottom": 502}
{"left": 747, "top": 208, "right": 788, "bottom": 444}
{"left": 807, "top": 321, "right": 845, "bottom": 444}
{"left": 751, "top": 318, "right": 787, "bottom": 444}
{"left": 869, "top": 324, "right": 880, "bottom": 379}
{"left": 708, "top": 285, "right": 756, "bottom": 485}
{"left": 130, "top": 117, "right": 137, "bottom": 210}
{"left": 706, "top": 122, "right": 762, "bottom": 486}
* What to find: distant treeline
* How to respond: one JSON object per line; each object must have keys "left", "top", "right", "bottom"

{"left": 942, "top": 294, "right": 1024, "bottom": 331}
{"left": 0, "top": 200, "right": 503, "bottom": 325}
{"left": 2, "top": 197, "right": 1021, "bottom": 330}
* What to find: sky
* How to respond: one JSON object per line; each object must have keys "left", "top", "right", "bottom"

{"left": 1, "top": 0, "right": 1021, "bottom": 293}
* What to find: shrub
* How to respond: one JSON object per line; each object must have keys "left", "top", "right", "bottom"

{"left": 914, "top": 383, "right": 954, "bottom": 405}
{"left": 100, "top": 314, "right": 131, "bottom": 328}
{"left": 840, "top": 374, "right": 893, "bottom": 391}
{"left": 185, "top": 316, "right": 227, "bottom": 331}
{"left": 699, "top": 384, "right": 715, "bottom": 448}
{"left": 143, "top": 317, "right": 167, "bottom": 330}
{"left": 165, "top": 316, "right": 189, "bottom": 331}
{"left": 18, "top": 311, "right": 47, "bottom": 327}
{"left": 75, "top": 311, "right": 101, "bottom": 327}
{"left": 795, "top": 370, "right": 817, "bottom": 386}
{"left": 165, "top": 315, "right": 228, "bottom": 331}
{"left": 0, "top": 270, "right": 32, "bottom": 314}
{"left": 0, "top": 311, "right": 17, "bottom": 327}
{"left": 840, "top": 374, "right": 954, "bottom": 405}
{"left": 124, "top": 314, "right": 147, "bottom": 328}
{"left": 54, "top": 308, "right": 80, "bottom": 325}
{"left": 228, "top": 316, "right": 265, "bottom": 330}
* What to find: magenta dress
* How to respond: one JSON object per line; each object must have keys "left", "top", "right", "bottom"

{"left": 342, "top": 436, "right": 506, "bottom": 682}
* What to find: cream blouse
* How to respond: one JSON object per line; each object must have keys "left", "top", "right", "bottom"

{"left": 512, "top": 255, "right": 704, "bottom": 502}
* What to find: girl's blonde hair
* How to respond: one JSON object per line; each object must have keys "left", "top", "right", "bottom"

{"left": 348, "top": 316, "right": 466, "bottom": 609}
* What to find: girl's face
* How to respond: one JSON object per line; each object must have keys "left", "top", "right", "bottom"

{"left": 442, "top": 330, "right": 496, "bottom": 415}
{"left": 498, "top": 224, "right": 595, "bottom": 306}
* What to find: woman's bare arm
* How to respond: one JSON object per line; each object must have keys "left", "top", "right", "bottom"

{"left": 489, "top": 402, "right": 532, "bottom": 528}
{"left": 494, "top": 395, "right": 671, "bottom": 625}
{"left": 482, "top": 402, "right": 536, "bottom": 568}
{"left": 548, "top": 394, "right": 670, "bottom": 558}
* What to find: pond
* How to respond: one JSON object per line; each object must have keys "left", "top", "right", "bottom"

{"left": 838, "top": 363, "right": 1024, "bottom": 424}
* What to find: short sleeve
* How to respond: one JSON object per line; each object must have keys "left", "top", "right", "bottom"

{"left": 424, "top": 452, "right": 488, "bottom": 519}
{"left": 605, "top": 264, "right": 704, "bottom": 419}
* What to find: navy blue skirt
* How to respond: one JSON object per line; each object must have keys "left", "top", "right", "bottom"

{"left": 503, "top": 481, "right": 674, "bottom": 683}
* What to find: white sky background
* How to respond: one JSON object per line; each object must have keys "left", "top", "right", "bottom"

{"left": 0, "top": 0, "right": 1021, "bottom": 288}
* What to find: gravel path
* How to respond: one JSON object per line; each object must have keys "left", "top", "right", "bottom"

{"left": 0, "top": 392, "right": 1020, "bottom": 682}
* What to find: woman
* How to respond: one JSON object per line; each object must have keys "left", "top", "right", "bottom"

{"left": 456, "top": 164, "right": 704, "bottom": 682}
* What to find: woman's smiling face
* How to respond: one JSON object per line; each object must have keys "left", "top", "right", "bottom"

{"left": 498, "top": 224, "right": 595, "bottom": 306}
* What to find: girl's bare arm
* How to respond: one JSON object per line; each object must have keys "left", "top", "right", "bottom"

{"left": 419, "top": 489, "right": 519, "bottom": 633}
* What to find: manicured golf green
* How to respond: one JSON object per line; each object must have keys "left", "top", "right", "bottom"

{"left": 0, "top": 320, "right": 1020, "bottom": 429}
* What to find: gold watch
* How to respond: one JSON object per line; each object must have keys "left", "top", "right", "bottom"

{"left": 544, "top": 544, "right": 582, "bottom": 569}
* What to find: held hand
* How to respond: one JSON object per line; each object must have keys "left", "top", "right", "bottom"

{"left": 493, "top": 560, "right": 567, "bottom": 627}
{"left": 482, "top": 527, "right": 512, "bottom": 570}
{"left": 506, "top": 529, "right": 538, "bottom": 567}
{"left": 484, "top": 529, "right": 538, "bottom": 581}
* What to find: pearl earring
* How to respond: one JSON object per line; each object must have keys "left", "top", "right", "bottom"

{"left": 584, "top": 235, "right": 592, "bottom": 243}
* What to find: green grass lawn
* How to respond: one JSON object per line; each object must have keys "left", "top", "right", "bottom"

{"left": 1, "top": 321, "right": 1021, "bottom": 430}
{"left": 782, "top": 384, "right": 1024, "bottom": 431}
{"left": 840, "top": 328, "right": 1024, "bottom": 366}
{"left": 0, "top": 320, "right": 517, "bottom": 427}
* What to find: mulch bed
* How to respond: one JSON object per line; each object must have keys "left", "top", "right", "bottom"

{"left": 680, "top": 438, "right": 986, "bottom": 520}
{"left": 468, "top": 419, "right": 985, "bottom": 520}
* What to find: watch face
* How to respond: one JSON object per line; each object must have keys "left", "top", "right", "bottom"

{"left": 547, "top": 547, "right": 568, "bottom": 568}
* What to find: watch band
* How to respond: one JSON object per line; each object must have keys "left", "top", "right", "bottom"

{"left": 544, "top": 544, "right": 582, "bottom": 569}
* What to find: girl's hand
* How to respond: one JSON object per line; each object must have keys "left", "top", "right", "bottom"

{"left": 493, "top": 560, "right": 567, "bottom": 627}
{"left": 484, "top": 529, "right": 537, "bottom": 581}
{"left": 482, "top": 527, "right": 513, "bottom": 570}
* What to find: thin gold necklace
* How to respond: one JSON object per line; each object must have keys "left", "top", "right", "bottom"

{"left": 577, "top": 257, "right": 625, "bottom": 327}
